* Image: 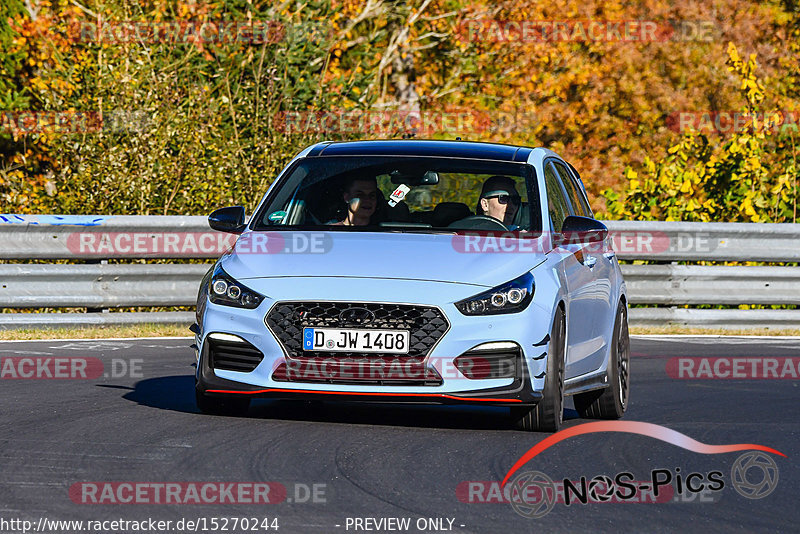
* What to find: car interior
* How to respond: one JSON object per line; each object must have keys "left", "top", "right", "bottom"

{"left": 287, "top": 175, "right": 532, "bottom": 231}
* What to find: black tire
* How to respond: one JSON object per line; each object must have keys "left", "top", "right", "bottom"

{"left": 573, "top": 302, "right": 630, "bottom": 419}
{"left": 513, "top": 307, "right": 565, "bottom": 432}
{"left": 195, "top": 389, "right": 251, "bottom": 416}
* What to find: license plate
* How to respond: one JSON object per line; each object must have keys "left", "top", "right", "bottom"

{"left": 302, "top": 327, "right": 410, "bottom": 354}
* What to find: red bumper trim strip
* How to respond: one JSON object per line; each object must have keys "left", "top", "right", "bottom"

{"left": 205, "top": 387, "right": 522, "bottom": 403}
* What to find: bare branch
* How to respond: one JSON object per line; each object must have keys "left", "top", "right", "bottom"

{"left": 70, "top": 1, "right": 98, "bottom": 18}
{"left": 24, "top": 0, "right": 40, "bottom": 20}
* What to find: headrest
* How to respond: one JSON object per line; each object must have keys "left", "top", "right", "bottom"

{"left": 433, "top": 202, "right": 472, "bottom": 226}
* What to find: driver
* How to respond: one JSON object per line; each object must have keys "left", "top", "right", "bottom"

{"left": 476, "top": 175, "right": 521, "bottom": 227}
{"left": 332, "top": 176, "right": 379, "bottom": 226}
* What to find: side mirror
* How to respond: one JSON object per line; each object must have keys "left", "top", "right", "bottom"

{"left": 208, "top": 206, "right": 246, "bottom": 234}
{"left": 560, "top": 215, "right": 608, "bottom": 244}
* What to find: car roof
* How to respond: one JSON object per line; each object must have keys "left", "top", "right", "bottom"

{"left": 306, "top": 139, "right": 535, "bottom": 162}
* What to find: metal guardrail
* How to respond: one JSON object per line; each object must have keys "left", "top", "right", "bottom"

{"left": 3, "top": 215, "right": 799, "bottom": 261}
{"left": 0, "top": 215, "right": 224, "bottom": 260}
{"left": 621, "top": 264, "right": 800, "bottom": 305}
{"left": 1, "top": 215, "right": 799, "bottom": 330}
{"left": 0, "top": 264, "right": 210, "bottom": 308}
{"left": 3, "top": 263, "right": 797, "bottom": 309}
{"left": 629, "top": 308, "right": 800, "bottom": 330}
{"left": 604, "top": 220, "right": 800, "bottom": 262}
{"left": 0, "top": 311, "right": 196, "bottom": 329}
{"left": 4, "top": 308, "right": 797, "bottom": 331}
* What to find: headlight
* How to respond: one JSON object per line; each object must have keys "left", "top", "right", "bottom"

{"left": 208, "top": 265, "right": 265, "bottom": 309}
{"left": 455, "top": 272, "right": 534, "bottom": 316}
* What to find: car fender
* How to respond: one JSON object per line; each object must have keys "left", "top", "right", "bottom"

{"left": 523, "top": 252, "right": 569, "bottom": 390}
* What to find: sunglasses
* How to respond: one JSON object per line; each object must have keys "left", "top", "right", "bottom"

{"left": 486, "top": 194, "right": 521, "bottom": 205}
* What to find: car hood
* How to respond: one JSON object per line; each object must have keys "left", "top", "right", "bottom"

{"left": 221, "top": 230, "right": 548, "bottom": 289}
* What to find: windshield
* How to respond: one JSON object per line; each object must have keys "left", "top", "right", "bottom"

{"left": 252, "top": 156, "right": 540, "bottom": 233}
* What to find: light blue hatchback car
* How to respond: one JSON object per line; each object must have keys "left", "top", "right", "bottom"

{"left": 194, "top": 140, "right": 629, "bottom": 431}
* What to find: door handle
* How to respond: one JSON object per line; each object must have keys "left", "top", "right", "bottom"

{"left": 585, "top": 255, "right": 597, "bottom": 268}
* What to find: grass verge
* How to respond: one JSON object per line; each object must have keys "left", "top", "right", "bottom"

{"left": 0, "top": 324, "right": 799, "bottom": 340}
{"left": 630, "top": 326, "right": 800, "bottom": 336}
{"left": 0, "top": 324, "right": 191, "bottom": 340}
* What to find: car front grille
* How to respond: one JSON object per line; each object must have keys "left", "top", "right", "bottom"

{"left": 265, "top": 301, "right": 449, "bottom": 364}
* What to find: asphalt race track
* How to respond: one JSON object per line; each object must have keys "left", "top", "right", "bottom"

{"left": 1, "top": 336, "right": 797, "bottom": 533}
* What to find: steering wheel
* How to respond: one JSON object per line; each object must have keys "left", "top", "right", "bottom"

{"left": 447, "top": 215, "right": 509, "bottom": 231}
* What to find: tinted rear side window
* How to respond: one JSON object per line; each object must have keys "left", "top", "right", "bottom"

{"left": 543, "top": 164, "right": 571, "bottom": 232}
{"left": 552, "top": 161, "right": 592, "bottom": 218}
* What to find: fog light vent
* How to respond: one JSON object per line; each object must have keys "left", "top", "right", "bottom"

{"left": 453, "top": 343, "right": 520, "bottom": 379}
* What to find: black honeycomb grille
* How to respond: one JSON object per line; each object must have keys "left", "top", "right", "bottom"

{"left": 266, "top": 301, "right": 449, "bottom": 362}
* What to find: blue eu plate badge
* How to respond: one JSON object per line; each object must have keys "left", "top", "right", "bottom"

{"left": 303, "top": 328, "right": 314, "bottom": 350}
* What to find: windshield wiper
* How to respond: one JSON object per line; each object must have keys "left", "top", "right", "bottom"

{"left": 378, "top": 222, "right": 432, "bottom": 229}
{"left": 252, "top": 224, "right": 456, "bottom": 234}
{"left": 376, "top": 224, "right": 457, "bottom": 235}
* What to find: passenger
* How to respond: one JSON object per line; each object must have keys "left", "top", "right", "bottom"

{"left": 333, "top": 176, "right": 379, "bottom": 226}
{"left": 476, "top": 175, "right": 521, "bottom": 227}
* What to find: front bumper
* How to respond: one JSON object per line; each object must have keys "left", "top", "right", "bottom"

{"left": 196, "top": 336, "right": 543, "bottom": 407}
{"left": 195, "top": 278, "right": 553, "bottom": 407}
